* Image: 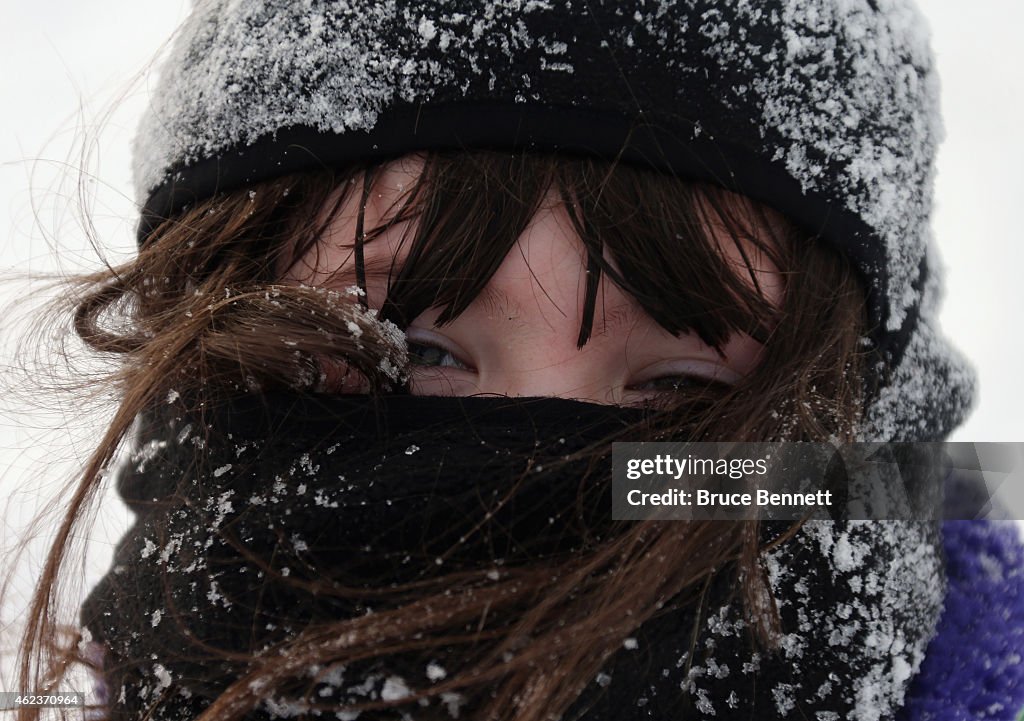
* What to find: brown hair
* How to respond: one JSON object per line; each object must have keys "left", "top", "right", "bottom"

{"left": 14, "top": 151, "right": 868, "bottom": 720}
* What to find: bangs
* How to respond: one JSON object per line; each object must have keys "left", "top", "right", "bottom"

{"left": 341, "top": 152, "right": 786, "bottom": 356}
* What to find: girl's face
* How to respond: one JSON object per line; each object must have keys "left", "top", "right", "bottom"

{"left": 284, "top": 156, "right": 782, "bottom": 405}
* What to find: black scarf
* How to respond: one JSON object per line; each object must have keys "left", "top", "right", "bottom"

{"left": 82, "top": 393, "right": 945, "bottom": 720}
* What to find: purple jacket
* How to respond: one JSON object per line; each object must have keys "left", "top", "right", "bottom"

{"left": 900, "top": 521, "right": 1024, "bottom": 720}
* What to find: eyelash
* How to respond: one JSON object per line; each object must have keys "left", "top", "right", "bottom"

{"left": 628, "top": 374, "right": 734, "bottom": 394}
{"left": 407, "top": 340, "right": 473, "bottom": 371}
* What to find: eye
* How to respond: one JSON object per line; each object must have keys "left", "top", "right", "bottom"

{"left": 407, "top": 340, "right": 473, "bottom": 371}
{"left": 627, "top": 362, "right": 741, "bottom": 396}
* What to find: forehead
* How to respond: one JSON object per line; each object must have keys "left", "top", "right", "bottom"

{"left": 285, "top": 157, "right": 424, "bottom": 290}
{"left": 283, "top": 154, "right": 784, "bottom": 312}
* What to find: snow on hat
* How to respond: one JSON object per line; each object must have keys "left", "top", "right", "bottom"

{"left": 132, "top": 0, "right": 975, "bottom": 442}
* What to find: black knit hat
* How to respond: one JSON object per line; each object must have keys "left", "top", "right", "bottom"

{"left": 133, "top": 0, "right": 974, "bottom": 441}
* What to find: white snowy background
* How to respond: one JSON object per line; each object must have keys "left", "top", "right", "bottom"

{"left": 1, "top": 0, "right": 1022, "bottom": 693}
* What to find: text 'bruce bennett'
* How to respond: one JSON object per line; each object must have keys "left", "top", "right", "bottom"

{"left": 626, "top": 489, "right": 834, "bottom": 507}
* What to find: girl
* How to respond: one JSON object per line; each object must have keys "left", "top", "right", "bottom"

{"left": 13, "top": 1, "right": 1024, "bottom": 720}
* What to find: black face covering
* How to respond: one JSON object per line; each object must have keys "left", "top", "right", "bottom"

{"left": 82, "top": 393, "right": 945, "bottom": 721}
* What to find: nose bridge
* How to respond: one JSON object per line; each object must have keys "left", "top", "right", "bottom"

{"left": 469, "top": 202, "right": 625, "bottom": 402}
{"left": 480, "top": 350, "right": 616, "bottom": 402}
